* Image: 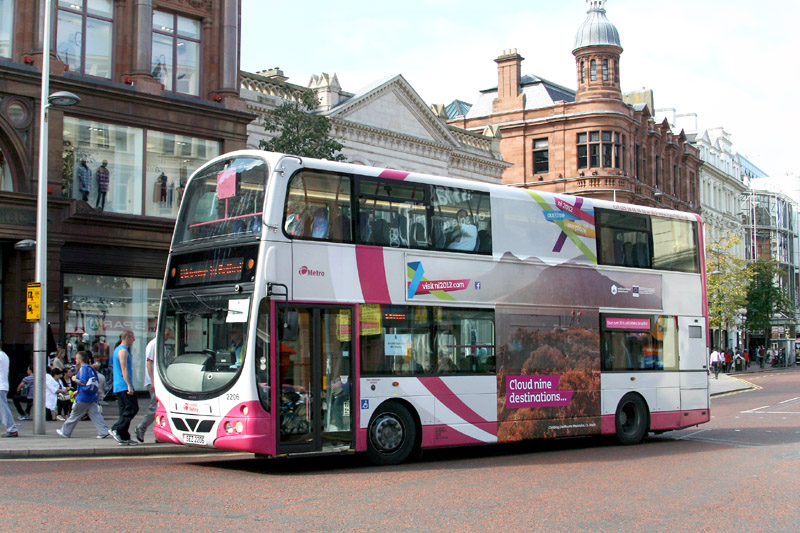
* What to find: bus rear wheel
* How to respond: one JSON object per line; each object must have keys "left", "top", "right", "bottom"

{"left": 366, "top": 402, "right": 417, "bottom": 465}
{"left": 615, "top": 393, "right": 648, "bottom": 445}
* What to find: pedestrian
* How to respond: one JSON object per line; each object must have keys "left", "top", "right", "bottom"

{"left": 56, "top": 367, "right": 74, "bottom": 420}
{"left": 56, "top": 351, "right": 109, "bottom": 439}
{"left": 709, "top": 347, "right": 721, "bottom": 379}
{"left": 724, "top": 349, "right": 732, "bottom": 373}
{"left": 757, "top": 346, "right": 765, "bottom": 369}
{"left": 744, "top": 349, "right": 750, "bottom": 369}
{"left": 92, "top": 362, "right": 107, "bottom": 404}
{"left": 46, "top": 367, "right": 64, "bottom": 421}
{"left": 13, "top": 365, "right": 34, "bottom": 419}
{"left": 0, "top": 343, "right": 19, "bottom": 438}
{"left": 109, "top": 329, "right": 139, "bottom": 445}
{"left": 134, "top": 327, "right": 172, "bottom": 443}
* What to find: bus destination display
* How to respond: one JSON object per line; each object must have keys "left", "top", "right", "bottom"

{"left": 176, "top": 257, "right": 244, "bottom": 286}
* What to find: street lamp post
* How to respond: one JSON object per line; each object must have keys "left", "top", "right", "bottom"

{"left": 32, "top": 0, "right": 80, "bottom": 435}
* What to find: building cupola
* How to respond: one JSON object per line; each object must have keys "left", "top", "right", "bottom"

{"left": 573, "top": 0, "right": 623, "bottom": 101}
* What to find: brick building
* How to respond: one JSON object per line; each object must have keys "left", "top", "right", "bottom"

{"left": 0, "top": 0, "right": 252, "bottom": 387}
{"left": 447, "top": 0, "right": 701, "bottom": 212}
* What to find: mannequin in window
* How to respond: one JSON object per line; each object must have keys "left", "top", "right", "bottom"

{"left": 77, "top": 160, "right": 91, "bottom": 202}
{"left": 95, "top": 160, "right": 109, "bottom": 210}
{"left": 153, "top": 173, "right": 168, "bottom": 206}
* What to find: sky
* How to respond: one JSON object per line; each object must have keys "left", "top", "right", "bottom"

{"left": 241, "top": 0, "right": 800, "bottom": 180}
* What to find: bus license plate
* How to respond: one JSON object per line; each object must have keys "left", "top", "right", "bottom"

{"left": 183, "top": 433, "right": 205, "bottom": 445}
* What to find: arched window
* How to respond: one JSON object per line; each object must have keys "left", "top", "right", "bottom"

{"left": 581, "top": 61, "right": 585, "bottom": 83}
{"left": 614, "top": 60, "right": 619, "bottom": 82}
{"left": 602, "top": 59, "right": 609, "bottom": 81}
{"left": 590, "top": 60, "right": 597, "bottom": 81}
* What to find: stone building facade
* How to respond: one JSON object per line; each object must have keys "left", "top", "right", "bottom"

{"left": 241, "top": 70, "right": 509, "bottom": 183}
{"left": 0, "top": 0, "right": 252, "bottom": 387}
{"left": 447, "top": 0, "right": 701, "bottom": 212}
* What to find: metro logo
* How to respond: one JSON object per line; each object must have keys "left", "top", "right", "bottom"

{"left": 298, "top": 266, "right": 325, "bottom": 277}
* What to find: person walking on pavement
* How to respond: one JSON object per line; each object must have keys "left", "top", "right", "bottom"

{"left": 709, "top": 347, "right": 721, "bottom": 379}
{"left": 134, "top": 327, "right": 172, "bottom": 443}
{"left": 0, "top": 343, "right": 19, "bottom": 438}
{"left": 109, "top": 329, "right": 139, "bottom": 445}
{"left": 56, "top": 351, "right": 109, "bottom": 439}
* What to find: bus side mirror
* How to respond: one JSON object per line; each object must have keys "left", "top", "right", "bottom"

{"left": 282, "top": 310, "right": 298, "bottom": 341}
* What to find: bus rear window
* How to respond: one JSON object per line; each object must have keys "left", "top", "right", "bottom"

{"left": 596, "top": 209, "right": 698, "bottom": 273}
{"left": 174, "top": 157, "right": 268, "bottom": 245}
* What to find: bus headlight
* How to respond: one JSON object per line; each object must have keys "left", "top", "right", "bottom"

{"left": 241, "top": 405, "right": 249, "bottom": 416}
{"left": 234, "top": 421, "right": 244, "bottom": 434}
{"left": 225, "top": 421, "right": 233, "bottom": 434}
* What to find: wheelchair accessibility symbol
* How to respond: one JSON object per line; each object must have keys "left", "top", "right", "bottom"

{"left": 361, "top": 399, "right": 369, "bottom": 410}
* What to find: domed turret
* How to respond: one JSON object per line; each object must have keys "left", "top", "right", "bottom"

{"left": 573, "top": 0, "right": 622, "bottom": 53}
{"left": 572, "top": 0, "right": 623, "bottom": 101}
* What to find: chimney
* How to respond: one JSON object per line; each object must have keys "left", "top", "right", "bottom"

{"left": 256, "top": 67, "right": 288, "bottom": 82}
{"left": 493, "top": 49, "right": 525, "bottom": 113}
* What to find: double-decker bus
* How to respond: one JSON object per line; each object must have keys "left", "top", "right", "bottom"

{"left": 153, "top": 150, "right": 710, "bottom": 464}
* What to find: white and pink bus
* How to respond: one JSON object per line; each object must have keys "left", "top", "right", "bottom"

{"left": 153, "top": 150, "right": 710, "bottom": 464}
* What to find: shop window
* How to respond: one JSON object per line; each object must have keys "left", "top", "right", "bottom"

{"left": 62, "top": 116, "right": 144, "bottom": 213}
{"left": 284, "top": 170, "right": 352, "bottom": 242}
{"left": 56, "top": 0, "right": 113, "bottom": 78}
{"left": 62, "top": 274, "right": 161, "bottom": 388}
{"left": 145, "top": 131, "right": 219, "bottom": 219}
{"left": 0, "top": 0, "right": 12, "bottom": 58}
{"left": 152, "top": 10, "right": 201, "bottom": 95}
{"left": 62, "top": 117, "right": 218, "bottom": 218}
{"left": 601, "top": 315, "right": 679, "bottom": 371}
{"left": 359, "top": 305, "right": 495, "bottom": 376}
{"left": 533, "top": 138, "right": 549, "bottom": 174}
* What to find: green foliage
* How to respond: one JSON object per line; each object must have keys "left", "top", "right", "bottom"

{"left": 258, "top": 90, "right": 346, "bottom": 162}
{"left": 745, "top": 259, "right": 794, "bottom": 336}
{"left": 705, "top": 235, "right": 751, "bottom": 334}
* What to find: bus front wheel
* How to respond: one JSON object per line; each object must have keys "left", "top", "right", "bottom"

{"left": 366, "top": 402, "right": 417, "bottom": 465}
{"left": 615, "top": 393, "right": 648, "bottom": 445}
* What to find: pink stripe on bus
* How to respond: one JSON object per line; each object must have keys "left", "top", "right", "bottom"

{"left": 378, "top": 169, "right": 409, "bottom": 180}
{"left": 418, "top": 377, "right": 497, "bottom": 435}
{"left": 355, "top": 246, "right": 391, "bottom": 303}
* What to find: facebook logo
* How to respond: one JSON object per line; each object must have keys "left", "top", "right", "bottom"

{"left": 474, "top": 281, "right": 481, "bottom": 290}
{"left": 361, "top": 399, "right": 370, "bottom": 410}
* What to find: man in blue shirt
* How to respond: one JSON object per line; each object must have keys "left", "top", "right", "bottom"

{"left": 109, "top": 330, "right": 139, "bottom": 445}
{"left": 56, "top": 351, "right": 109, "bottom": 439}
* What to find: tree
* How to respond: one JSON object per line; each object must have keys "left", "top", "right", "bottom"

{"left": 745, "top": 259, "right": 794, "bottom": 340}
{"left": 706, "top": 235, "right": 750, "bottom": 347}
{"left": 259, "top": 90, "right": 346, "bottom": 161}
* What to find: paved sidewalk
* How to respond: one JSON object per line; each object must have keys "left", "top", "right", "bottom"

{"left": 0, "top": 399, "right": 219, "bottom": 459}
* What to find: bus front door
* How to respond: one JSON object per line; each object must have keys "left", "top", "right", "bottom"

{"left": 277, "top": 306, "right": 353, "bottom": 454}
